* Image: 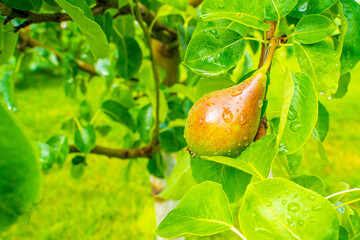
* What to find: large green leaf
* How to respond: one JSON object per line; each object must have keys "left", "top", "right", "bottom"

{"left": 294, "top": 40, "right": 340, "bottom": 95}
{"left": 202, "top": 135, "right": 278, "bottom": 179}
{"left": 156, "top": 181, "right": 233, "bottom": 238}
{"left": 278, "top": 71, "right": 294, "bottom": 144}
{"left": 37, "top": 142, "right": 56, "bottom": 171}
{"left": 54, "top": 0, "right": 110, "bottom": 59}
{"left": 239, "top": 178, "right": 339, "bottom": 240}
{"left": 101, "top": 100, "right": 135, "bottom": 132}
{"left": 340, "top": 0, "right": 360, "bottom": 74}
{"left": 287, "top": 148, "right": 303, "bottom": 173}
{"left": 159, "top": 151, "right": 197, "bottom": 200}
{"left": 184, "top": 28, "right": 246, "bottom": 75}
{"left": 280, "top": 73, "right": 318, "bottom": 155}
{"left": 0, "top": 23, "right": 18, "bottom": 66}
{"left": 191, "top": 158, "right": 252, "bottom": 203}
{"left": 294, "top": 15, "right": 334, "bottom": 44}
{"left": 2, "top": 0, "right": 42, "bottom": 11}
{"left": 0, "top": 71, "right": 16, "bottom": 111}
{"left": 0, "top": 104, "right": 41, "bottom": 233}
{"left": 262, "top": 0, "right": 298, "bottom": 21}
{"left": 159, "top": 127, "right": 187, "bottom": 152}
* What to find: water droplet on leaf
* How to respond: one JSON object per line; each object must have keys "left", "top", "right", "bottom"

{"left": 290, "top": 121, "right": 301, "bottom": 132}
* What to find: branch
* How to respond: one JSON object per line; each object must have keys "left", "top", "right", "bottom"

{"left": 69, "top": 144, "right": 161, "bottom": 159}
{"left": 4, "top": 2, "right": 177, "bottom": 45}
{"left": 134, "top": 1, "right": 161, "bottom": 148}
{"left": 254, "top": 21, "right": 277, "bottom": 141}
{"left": 18, "top": 32, "right": 98, "bottom": 76}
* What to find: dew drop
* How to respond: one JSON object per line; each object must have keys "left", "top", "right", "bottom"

{"left": 335, "top": 63, "right": 340, "bottom": 70}
{"left": 287, "top": 106, "right": 297, "bottom": 120}
{"left": 308, "top": 195, "right": 315, "bottom": 201}
{"left": 290, "top": 121, "right": 301, "bottom": 132}
{"left": 282, "top": 199, "right": 287, "bottom": 205}
{"left": 209, "top": 29, "right": 219, "bottom": 39}
{"left": 231, "top": 88, "right": 243, "bottom": 97}
{"left": 266, "top": 202, "right": 273, "bottom": 207}
{"left": 287, "top": 202, "right": 300, "bottom": 213}
{"left": 294, "top": 190, "right": 299, "bottom": 196}
{"left": 222, "top": 107, "right": 233, "bottom": 123}
{"left": 243, "top": 136, "right": 248, "bottom": 140}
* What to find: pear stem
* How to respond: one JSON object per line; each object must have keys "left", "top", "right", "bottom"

{"left": 259, "top": 38, "right": 278, "bottom": 74}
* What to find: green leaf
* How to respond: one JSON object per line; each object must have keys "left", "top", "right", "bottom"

{"left": 342, "top": 206, "right": 360, "bottom": 238}
{"left": 312, "top": 101, "right": 329, "bottom": 142}
{"left": 101, "top": 100, "right": 135, "bottom": 132}
{"left": 193, "top": 18, "right": 248, "bottom": 37}
{"left": 156, "top": 181, "right": 233, "bottom": 238}
{"left": 263, "top": 0, "right": 298, "bottom": 21}
{"left": 194, "top": 75, "right": 234, "bottom": 100}
{"left": 116, "top": 37, "right": 142, "bottom": 79}
{"left": 290, "top": 175, "right": 325, "bottom": 194}
{"left": 333, "top": 73, "right": 351, "bottom": 98}
{"left": 279, "top": 73, "right": 318, "bottom": 155}
{"left": 287, "top": 148, "right": 303, "bottom": 173}
{"left": 54, "top": 0, "right": 110, "bottom": 59}
{"left": 201, "top": 12, "right": 270, "bottom": 31}
{"left": 74, "top": 124, "right": 96, "bottom": 154}
{"left": 294, "top": 15, "right": 333, "bottom": 44}
{"left": 0, "top": 105, "right": 41, "bottom": 233}
{"left": 294, "top": 40, "right": 340, "bottom": 95}
{"left": 159, "top": 151, "right": 197, "bottom": 200}
{"left": 137, "top": 104, "right": 154, "bottom": 144}
{"left": 202, "top": 135, "right": 278, "bottom": 179}
{"left": 191, "top": 157, "right": 252, "bottom": 203}
{"left": 339, "top": 226, "right": 349, "bottom": 240}
{"left": 340, "top": 0, "right": 360, "bottom": 74}
{"left": 113, "top": 15, "right": 135, "bottom": 37}
{"left": 159, "top": 127, "right": 187, "bottom": 152}
{"left": 0, "top": 23, "right": 18, "bottom": 66}
{"left": 239, "top": 178, "right": 339, "bottom": 240}
{"left": 184, "top": 28, "right": 246, "bottom": 75}
{"left": 328, "top": 182, "right": 349, "bottom": 204}
{"left": 37, "top": 142, "right": 56, "bottom": 171}
{"left": 46, "top": 134, "right": 69, "bottom": 168}
{"left": 2, "top": 0, "right": 42, "bottom": 11}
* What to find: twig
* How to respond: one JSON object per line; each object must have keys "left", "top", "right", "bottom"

{"left": 4, "top": 2, "right": 177, "bottom": 45}
{"left": 134, "top": 0, "right": 161, "bottom": 147}
{"left": 69, "top": 144, "right": 160, "bottom": 159}
{"left": 18, "top": 32, "right": 98, "bottom": 76}
{"left": 254, "top": 21, "right": 277, "bottom": 141}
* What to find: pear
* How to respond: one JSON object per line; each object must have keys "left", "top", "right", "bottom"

{"left": 184, "top": 70, "right": 267, "bottom": 157}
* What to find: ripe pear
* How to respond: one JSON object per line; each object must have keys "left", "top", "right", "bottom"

{"left": 184, "top": 70, "right": 267, "bottom": 157}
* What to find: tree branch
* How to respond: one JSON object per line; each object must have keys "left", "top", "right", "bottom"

{"left": 134, "top": 0, "right": 161, "bottom": 147}
{"left": 254, "top": 21, "right": 277, "bottom": 141}
{"left": 18, "top": 32, "right": 98, "bottom": 76}
{"left": 4, "top": 2, "right": 177, "bottom": 45}
{"left": 69, "top": 144, "right": 161, "bottom": 159}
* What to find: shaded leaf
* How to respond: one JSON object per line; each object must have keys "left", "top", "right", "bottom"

{"left": 46, "top": 134, "right": 69, "bottom": 168}
{"left": 101, "top": 100, "right": 135, "bottom": 132}
{"left": 290, "top": 175, "right": 325, "bottom": 194}
{"left": 74, "top": 124, "right": 96, "bottom": 154}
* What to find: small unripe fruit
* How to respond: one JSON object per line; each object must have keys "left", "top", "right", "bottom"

{"left": 184, "top": 70, "right": 267, "bottom": 157}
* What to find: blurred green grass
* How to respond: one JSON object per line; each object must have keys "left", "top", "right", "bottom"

{"left": 1, "top": 55, "right": 360, "bottom": 240}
